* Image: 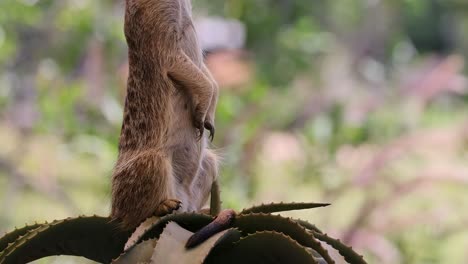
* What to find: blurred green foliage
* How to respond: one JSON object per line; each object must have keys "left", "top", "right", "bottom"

{"left": 1, "top": 0, "right": 468, "bottom": 263}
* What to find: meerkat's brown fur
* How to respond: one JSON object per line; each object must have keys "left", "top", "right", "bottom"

{"left": 111, "top": 0, "right": 219, "bottom": 230}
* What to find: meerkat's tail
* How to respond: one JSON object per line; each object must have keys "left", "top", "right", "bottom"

{"left": 185, "top": 209, "right": 236, "bottom": 249}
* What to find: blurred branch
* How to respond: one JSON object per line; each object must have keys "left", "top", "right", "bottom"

{"left": 403, "top": 55, "right": 466, "bottom": 104}
{"left": 343, "top": 171, "right": 468, "bottom": 245}
{"left": 342, "top": 198, "right": 377, "bottom": 244}
{"left": 348, "top": 229, "right": 401, "bottom": 264}
{"left": 352, "top": 137, "right": 410, "bottom": 187}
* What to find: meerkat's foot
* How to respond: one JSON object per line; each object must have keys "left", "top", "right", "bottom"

{"left": 204, "top": 120, "right": 215, "bottom": 142}
{"left": 154, "top": 199, "right": 182, "bottom": 216}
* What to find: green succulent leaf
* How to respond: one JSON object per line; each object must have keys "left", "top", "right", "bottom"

{"left": 233, "top": 213, "right": 334, "bottom": 263}
{"left": 241, "top": 202, "right": 330, "bottom": 215}
{"left": 0, "top": 204, "right": 367, "bottom": 264}
{"left": 151, "top": 222, "right": 241, "bottom": 264}
{"left": 136, "top": 213, "right": 213, "bottom": 245}
{"left": 294, "top": 219, "right": 324, "bottom": 234}
{"left": 312, "top": 231, "right": 367, "bottom": 264}
{"left": 206, "top": 231, "right": 318, "bottom": 264}
{"left": 0, "top": 216, "right": 131, "bottom": 264}
{"left": 124, "top": 216, "right": 160, "bottom": 251}
{"left": 0, "top": 223, "right": 42, "bottom": 254}
{"left": 112, "top": 239, "right": 157, "bottom": 264}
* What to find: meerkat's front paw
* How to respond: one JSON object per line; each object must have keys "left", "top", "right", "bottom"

{"left": 154, "top": 199, "right": 182, "bottom": 216}
{"left": 194, "top": 119, "right": 204, "bottom": 141}
{"left": 192, "top": 105, "right": 206, "bottom": 140}
{"left": 204, "top": 119, "right": 215, "bottom": 142}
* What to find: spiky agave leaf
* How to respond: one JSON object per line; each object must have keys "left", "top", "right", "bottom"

{"left": 116, "top": 222, "right": 241, "bottom": 264}
{"left": 311, "top": 231, "right": 367, "bottom": 264}
{"left": 292, "top": 218, "right": 367, "bottom": 263}
{"left": 0, "top": 223, "right": 42, "bottom": 253}
{"left": 293, "top": 219, "right": 324, "bottom": 234}
{"left": 136, "top": 213, "right": 213, "bottom": 246}
{"left": 151, "top": 222, "right": 241, "bottom": 264}
{"left": 124, "top": 216, "right": 160, "bottom": 251}
{"left": 205, "top": 231, "right": 318, "bottom": 264}
{"left": 233, "top": 213, "right": 335, "bottom": 264}
{"left": 112, "top": 239, "right": 157, "bottom": 264}
{"left": 240, "top": 202, "right": 330, "bottom": 215}
{"left": 0, "top": 203, "right": 367, "bottom": 264}
{"left": 305, "top": 248, "right": 328, "bottom": 264}
{"left": 0, "top": 216, "right": 131, "bottom": 264}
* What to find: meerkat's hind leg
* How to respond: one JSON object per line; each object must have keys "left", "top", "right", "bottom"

{"left": 168, "top": 51, "right": 213, "bottom": 140}
{"left": 154, "top": 199, "right": 182, "bottom": 216}
{"left": 111, "top": 151, "right": 179, "bottom": 229}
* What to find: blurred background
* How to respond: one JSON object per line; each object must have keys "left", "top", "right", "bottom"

{"left": 1, "top": 0, "right": 468, "bottom": 263}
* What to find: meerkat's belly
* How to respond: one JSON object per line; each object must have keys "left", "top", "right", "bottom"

{"left": 166, "top": 86, "right": 206, "bottom": 211}
{"left": 166, "top": 26, "right": 208, "bottom": 211}
{"left": 166, "top": 25, "right": 205, "bottom": 162}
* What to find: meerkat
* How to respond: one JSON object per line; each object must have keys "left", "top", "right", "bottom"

{"left": 111, "top": 0, "right": 220, "bottom": 230}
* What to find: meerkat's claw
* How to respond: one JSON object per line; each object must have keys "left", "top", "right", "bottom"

{"left": 192, "top": 119, "right": 204, "bottom": 141}
{"left": 192, "top": 109, "right": 205, "bottom": 141}
{"left": 197, "top": 126, "right": 204, "bottom": 141}
{"left": 204, "top": 121, "right": 215, "bottom": 141}
{"left": 155, "top": 199, "right": 182, "bottom": 216}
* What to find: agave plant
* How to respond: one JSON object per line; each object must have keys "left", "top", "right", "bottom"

{"left": 0, "top": 202, "right": 367, "bottom": 264}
